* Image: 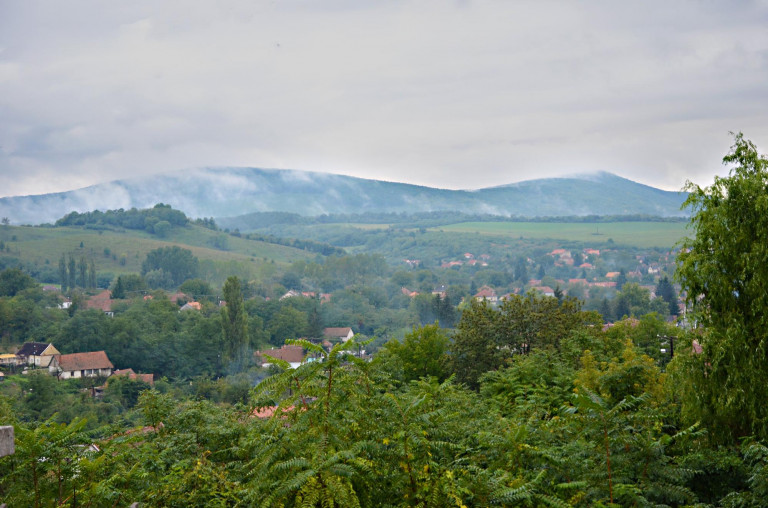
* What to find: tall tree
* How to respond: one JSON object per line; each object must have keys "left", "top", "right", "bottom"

{"left": 67, "top": 255, "right": 76, "bottom": 290}
{"left": 88, "top": 259, "right": 96, "bottom": 289}
{"left": 676, "top": 132, "right": 768, "bottom": 442}
{"left": 58, "top": 254, "right": 68, "bottom": 292}
{"left": 78, "top": 256, "right": 88, "bottom": 288}
{"left": 221, "top": 276, "right": 248, "bottom": 371}
{"left": 655, "top": 275, "right": 677, "bottom": 315}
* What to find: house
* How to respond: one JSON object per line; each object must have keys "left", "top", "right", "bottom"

{"left": 401, "top": 287, "right": 419, "bottom": 298}
{"left": 323, "top": 327, "right": 355, "bottom": 342}
{"left": 58, "top": 300, "right": 72, "bottom": 310}
{"left": 432, "top": 285, "right": 447, "bottom": 298}
{"left": 605, "top": 271, "right": 621, "bottom": 279}
{"left": 111, "top": 368, "right": 154, "bottom": 386}
{"left": 0, "top": 353, "right": 20, "bottom": 367}
{"left": 584, "top": 248, "right": 600, "bottom": 256}
{"left": 179, "top": 301, "right": 202, "bottom": 311}
{"left": 279, "top": 290, "right": 302, "bottom": 300}
{"left": 256, "top": 345, "right": 306, "bottom": 369}
{"left": 85, "top": 290, "right": 116, "bottom": 317}
{"left": 49, "top": 351, "right": 114, "bottom": 379}
{"left": 474, "top": 286, "right": 498, "bottom": 303}
{"left": 17, "top": 342, "right": 60, "bottom": 368}
{"left": 531, "top": 286, "right": 555, "bottom": 297}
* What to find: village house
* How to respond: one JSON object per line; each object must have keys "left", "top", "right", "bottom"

{"left": 0, "top": 353, "right": 20, "bottom": 367}
{"left": 474, "top": 286, "right": 498, "bottom": 303}
{"left": 16, "top": 342, "right": 60, "bottom": 368}
{"left": 179, "top": 301, "right": 202, "bottom": 311}
{"left": 323, "top": 327, "right": 355, "bottom": 342}
{"left": 256, "top": 345, "right": 306, "bottom": 369}
{"left": 49, "top": 351, "right": 114, "bottom": 379}
{"left": 432, "top": 285, "right": 447, "bottom": 298}
{"left": 531, "top": 286, "right": 556, "bottom": 297}
{"left": 85, "top": 290, "right": 116, "bottom": 317}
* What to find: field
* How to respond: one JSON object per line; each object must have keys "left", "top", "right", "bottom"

{"left": 0, "top": 224, "right": 316, "bottom": 282}
{"left": 434, "top": 221, "right": 690, "bottom": 248}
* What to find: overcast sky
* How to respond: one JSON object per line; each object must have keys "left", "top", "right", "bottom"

{"left": 1, "top": 0, "right": 767, "bottom": 198}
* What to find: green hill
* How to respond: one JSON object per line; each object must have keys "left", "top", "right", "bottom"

{"left": 0, "top": 222, "right": 316, "bottom": 287}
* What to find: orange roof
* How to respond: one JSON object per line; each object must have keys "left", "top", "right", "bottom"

{"left": 56, "top": 351, "right": 113, "bottom": 371}
{"left": 257, "top": 345, "right": 305, "bottom": 364}
{"left": 85, "top": 290, "right": 113, "bottom": 312}
{"left": 474, "top": 286, "right": 497, "bottom": 298}
{"left": 112, "top": 368, "right": 154, "bottom": 385}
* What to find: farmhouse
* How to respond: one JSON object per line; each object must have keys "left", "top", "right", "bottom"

{"left": 49, "top": 351, "right": 114, "bottom": 379}
{"left": 323, "top": 327, "right": 355, "bottom": 342}
{"left": 16, "top": 342, "right": 60, "bottom": 368}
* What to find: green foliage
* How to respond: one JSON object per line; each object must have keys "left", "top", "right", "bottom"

{"left": 221, "top": 276, "right": 249, "bottom": 370}
{"left": 141, "top": 246, "right": 199, "bottom": 287}
{"left": 451, "top": 294, "right": 601, "bottom": 389}
{"left": 677, "top": 133, "right": 768, "bottom": 443}
{"left": 380, "top": 323, "right": 450, "bottom": 383}
{"left": 0, "top": 267, "right": 36, "bottom": 296}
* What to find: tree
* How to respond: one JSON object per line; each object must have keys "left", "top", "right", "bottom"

{"left": 141, "top": 246, "right": 199, "bottom": 287}
{"left": 382, "top": 323, "right": 450, "bottom": 382}
{"left": 221, "top": 276, "right": 248, "bottom": 370}
{"left": 615, "top": 268, "right": 627, "bottom": 290}
{"left": 67, "top": 255, "right": 76, "bottom": 290}
{"left": 676, "top": 132, "right": 768, "bottom": 442}
{"left": 88, "top": 258, "right": 96, "bottom": 289}
{"left": 655, "top": 275, "right": 677, "bottom": 316}
{"left": 58, "top": 254, "right": 68, "bottom": 292}
{"left": 78, "top": 256, "right": 88, "bottom": 288}
{"left": 0, "top": 268, "right": 37, "bottom": 297}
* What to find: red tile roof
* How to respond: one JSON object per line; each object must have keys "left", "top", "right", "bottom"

{"left": 112, "top": 368, "right": 154, "bottom": 385}
{"left": 85, "top": 290, "right": 114, "bottom": 312}
{"left": 56, "top": 351, "right": 113, "bottom": 371}
{"left": 257, "top": 345, "right": 305, "bottom": 364}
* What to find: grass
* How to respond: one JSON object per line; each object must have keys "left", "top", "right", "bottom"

{"left": 434, "top": 221, "right": 690, "bottom": 248}
{"left": 0, "top": 224, "right": 316, "bottom": 276}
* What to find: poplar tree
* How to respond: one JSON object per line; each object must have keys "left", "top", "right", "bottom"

{"left": 221, "top": 276, "right": 248, "bottom": 371}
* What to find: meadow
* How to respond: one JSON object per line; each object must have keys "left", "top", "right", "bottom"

{"left": 435, "top": 221, "right": 689, "bottom": 248}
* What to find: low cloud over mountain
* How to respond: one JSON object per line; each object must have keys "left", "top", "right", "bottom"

{"left": 0, "top": 168, "right": 687, "bottom": 225}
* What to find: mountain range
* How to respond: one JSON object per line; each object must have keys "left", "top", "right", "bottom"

{"left": 0, "top": 168, "right": 687, "bottom": 225}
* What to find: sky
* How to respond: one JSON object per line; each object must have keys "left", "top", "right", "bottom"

{"left": 1, "top": 0, "right": 767, "bottom": 198}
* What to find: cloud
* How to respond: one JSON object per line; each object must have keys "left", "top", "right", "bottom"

{"left": 0, "top": 0, "right": 767, "bottom": 198}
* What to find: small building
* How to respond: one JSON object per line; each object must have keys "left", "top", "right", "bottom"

{"left": 0, "top": 353, "right": 20, "bottom": 367}
{"left": 323, "top": 327, "right": 355, "bottom": 342}
{"left": 85, "top": 290, "right": 116, "bottom": 317}
{"left": 49, "top": 351, "right": 114, "bottom": 379}
{"left": 179, "top": 301, "right": 202, "bottom": 311}
{"left": 474, "top": 286, "right": 498, "bottom": 303}
{"left": 256, "top": 345, "right": 306, "bottom": 369}
{"left": 16, "top": 342, "right": 60, "bottom": 368}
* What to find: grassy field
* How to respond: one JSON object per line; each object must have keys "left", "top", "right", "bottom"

{"left": 434, "top": 221, "right": 690, "bottom": 248}
{"left": 0, "top": 224, "right": 315, "bottom": 277}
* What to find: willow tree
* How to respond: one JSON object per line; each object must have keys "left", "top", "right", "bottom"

{"left": 676, "top": 132, "right": 768, "bottom": 442}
